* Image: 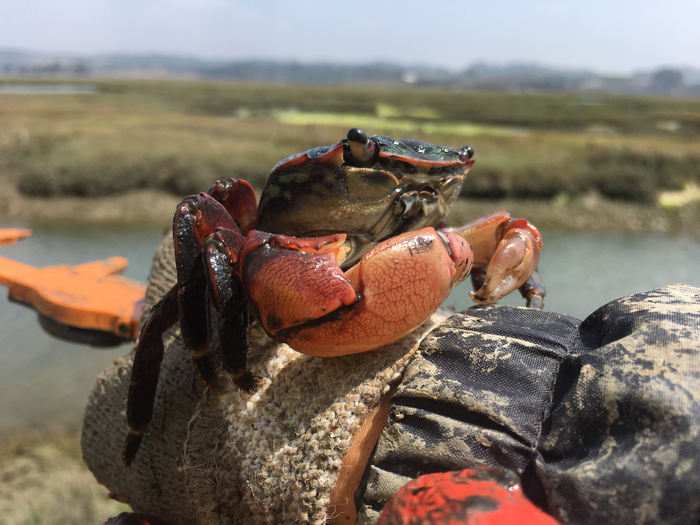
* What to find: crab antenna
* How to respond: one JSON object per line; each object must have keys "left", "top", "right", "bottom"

{"left": 347, "top": 128, "right": 376, "bottom": 163}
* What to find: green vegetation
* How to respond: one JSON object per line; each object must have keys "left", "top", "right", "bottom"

{"left": 1, "top": 78, "right": 699, "bottom": 204}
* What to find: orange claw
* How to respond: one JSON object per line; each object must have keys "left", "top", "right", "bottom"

{"left": 469, "top": 225, "right": 540, "bottom": 304}
{"left": 246, "top": 227, "right": 473, "bottom": 357}
{"left": 445, "top": 212, "right": 542, "bottom": 306}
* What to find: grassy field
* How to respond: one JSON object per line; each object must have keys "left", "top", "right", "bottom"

{"left": 1, "top": 78, "right": 699, "bottom": 207}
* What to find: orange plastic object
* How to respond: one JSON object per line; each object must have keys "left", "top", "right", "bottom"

{"left": 0, "top": 228, "right": 32, "bottom": 247}
{"left": 0, "top": 231, "right": 146, "bottom": 341}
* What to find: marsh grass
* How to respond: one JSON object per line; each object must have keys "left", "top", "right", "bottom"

{"left": 1, "top": 78, "right": 699, "bottom": 203}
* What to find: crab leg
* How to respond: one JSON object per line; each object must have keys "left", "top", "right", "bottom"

{"left": 443, "top": 211, "right": 544, "bottom": 308}
{"left": 206, "top": 178, "right": 258, "bottom": 234}
{"left": 123, "top": 285, "right": 179, "bottom": 468}
{"left": 203, "top": 229, "right": 260, "bottom": 392}
{"left": 124, "top": 194, "right": 252, "bottom": 467}
{"left": 518, "top": 268, "right": 546, "bottom": 310}
{"left": 173, "top": 193, "right": 251, "bottom": 391}
{"left": 174, "top": 196, "right": 226, "bottom": 391}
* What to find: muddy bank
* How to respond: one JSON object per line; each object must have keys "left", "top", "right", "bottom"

{"left": 0, "top": 431, "right": 129, "bottom": 525}
{"left": 0, "top": 179, "right": 180, "bottom": 226}
{"left": 1, "top": 179, "right": 698, "bottom": 237}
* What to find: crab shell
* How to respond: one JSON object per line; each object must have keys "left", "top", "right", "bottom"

{"left": 256, "top": 133, "right": 474, "bottom": 268}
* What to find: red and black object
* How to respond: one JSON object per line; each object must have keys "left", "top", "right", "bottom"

{"left": 376, "top": 467, "right": 560, "bottom": 525}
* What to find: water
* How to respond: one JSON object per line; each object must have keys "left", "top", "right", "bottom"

{"left": 1, "top": 222, "right": 699, "bottom": 436}
{"left": 448, "top": 229, "right": 700, "bottom": 319}
{"left": 0, "top": 222, "right": 165, "bottom": 436}
{"left": 0, "top": 84, "right": 98, "bottom": 94}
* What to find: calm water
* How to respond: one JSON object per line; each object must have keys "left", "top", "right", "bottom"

{"left": 0, "top": 84, "right": 98, "bottom": 94}
{"left": 1, "top": 221, "right": 699, "bottom": 436}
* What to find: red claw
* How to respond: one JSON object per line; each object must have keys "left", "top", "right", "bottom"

{"left": 470, "top": 224, "right": 541, "bottom": 305}
{"left": 444, "top": 212, "right": 543, "bottom": 306}
{"left": 266, "top": 227, "right": 473, "bottom": 357}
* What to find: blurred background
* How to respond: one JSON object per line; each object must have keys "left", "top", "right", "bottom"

{"left": 1, "top": 1, "right": 700, "bottom": 523}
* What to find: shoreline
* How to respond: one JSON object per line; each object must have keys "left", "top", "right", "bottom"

{"left": 1, "top": 180, "right": 698, "bottom": 237}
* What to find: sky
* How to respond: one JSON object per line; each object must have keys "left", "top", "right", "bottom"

{"left": 1, "top": 0, "right": 699, "bottom": 74}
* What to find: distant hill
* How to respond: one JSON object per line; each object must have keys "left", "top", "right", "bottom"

{"left": 1, "top": 49, "right": 699, "bottom": 97}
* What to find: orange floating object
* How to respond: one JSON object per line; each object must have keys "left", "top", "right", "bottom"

{"left": 0, "top": 229, "right": 146, "bottom": 345}
{"left": 0, "top": 228, "right": 32, "bottom": 247}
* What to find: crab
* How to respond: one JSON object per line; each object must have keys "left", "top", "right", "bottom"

{"left": 122, "top": 128, "right": 544, "bottom": 467}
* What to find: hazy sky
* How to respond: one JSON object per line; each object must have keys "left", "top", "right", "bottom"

{"left": 2, "top": 0, "right": 699, "bottom": 74}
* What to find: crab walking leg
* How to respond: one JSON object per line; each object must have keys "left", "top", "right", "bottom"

{"left": 123, "top": 285, "right": 180, "bottom": 468}
{"left": 518, "top": 268, "right": 546, "bottom": 309}
{"left": 206, "top": 178, "right": 258, "bottom": 235}
{"left": 203, "top": 231, "right": 260, "bottom": 393}
{"left": 173, "top": 194, "right": 245, "bottom": 391}
{"left": 255, "top": 228, "right": 473, "bottom": 357}
{"left": 443, "top": 211, "right": 544, "bottom": 307}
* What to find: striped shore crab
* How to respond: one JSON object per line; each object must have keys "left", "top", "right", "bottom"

{"left": 123, "top": 128, "right": 544, "bottom": 467}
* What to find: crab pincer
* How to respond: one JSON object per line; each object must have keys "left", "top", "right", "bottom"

{"left": 244, "top": 227, "right": 473, "bottom": 357}
{"left": 444, "top": 211, "right": 544, "bottom": 309}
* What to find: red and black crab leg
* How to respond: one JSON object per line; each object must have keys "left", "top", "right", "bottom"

{"left": 203, "top": 229, "right": 261, "bottom": 392}
{"left": 124, "top": 192, "right": 250, "bottom": 468}
{"left": 206, "top": 178, "right": 258, "bottom": 235}
{"left": 123, "top": 285, "right": 179, "bottom": 468}
{"left": 518, "top": 268, "right": 546, "bottom": 309}
{"left": 176, "top": 258, "right": 222, "bottom": 389}
{"left": 205, "top": 178, "right": 262, "bottom": 386}
{"left": 173, "top": 193, "right": 247, "bottom": 391}
{"left": 174, "top": 196, "right": 227, "bottom": 392}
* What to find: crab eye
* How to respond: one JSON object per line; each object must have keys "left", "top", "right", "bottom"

{"left": 461, "top": 145, "right": 475, "bottom": 159}
{"left": 346, "top": 128, "right": 377, "bottom": 165}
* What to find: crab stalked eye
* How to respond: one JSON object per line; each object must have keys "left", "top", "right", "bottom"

{"left": 346, "top": 127, "right": 377, "bottom": 165}
{"left": 461, "top": 145, "right": 475, "bottom": 159}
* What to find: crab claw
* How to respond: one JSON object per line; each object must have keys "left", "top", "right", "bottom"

{"left": 251, "top": 227, "right": 473, "bottom": 357}
{"left": 469, "top": 221, "right": 541, "bottom": 305}
{"left": 444, "top": 212, "right": 543, "bottom": 306}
